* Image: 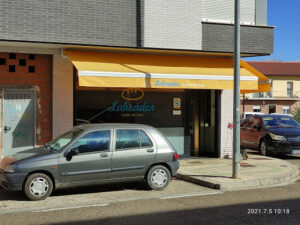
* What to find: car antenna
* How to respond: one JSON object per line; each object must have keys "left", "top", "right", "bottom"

{"left": 83, "top": 105, "right": 113, "bottom": 124}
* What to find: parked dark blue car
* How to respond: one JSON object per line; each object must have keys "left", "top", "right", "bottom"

{"left": 241, "top": 114, "right": 300, "bottom": 156}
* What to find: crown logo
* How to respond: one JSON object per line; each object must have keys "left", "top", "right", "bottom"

{"left": 121, "top": 88, "right": 144, "bottom": 101}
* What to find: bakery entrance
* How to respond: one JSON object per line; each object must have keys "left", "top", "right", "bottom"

{"left": 185, "top": 90, "right": 220, "bottom": 157}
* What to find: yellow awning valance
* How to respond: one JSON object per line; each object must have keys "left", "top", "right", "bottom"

{"left": 240, "top": 60, "right": 271, "bottom": 94}
{"left": 64, "top": 50, "right": 269, "bottom": 92}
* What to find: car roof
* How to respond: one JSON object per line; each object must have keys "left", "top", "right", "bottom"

{"left": 75, "top": 123, "right": 154, "bottom": 131}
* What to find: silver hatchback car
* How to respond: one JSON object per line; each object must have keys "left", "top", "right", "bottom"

{"left": 0, "top": 124, "right": 179, "bottom": 200}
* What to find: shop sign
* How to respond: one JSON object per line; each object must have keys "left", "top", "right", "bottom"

{"left": 110, "top": 88, "right": 155, "bottom": 113}
{"left": 154, "top": 80, "right": 180, "bottom": 87}
{"left": 173, "top": 98, "right": 181, "bottom": 110}
{"left": 110, "top": 100, "right": 155, "bottom": 112}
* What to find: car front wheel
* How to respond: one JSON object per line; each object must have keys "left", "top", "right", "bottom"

{"left": 146, "top": 165, "right": 171, "bottom": 191}
{"left": 23, "top": 173, "right": 53, "bottom": 201}
{"left": 260, "top": 140, "right": 268, "bottom": 156}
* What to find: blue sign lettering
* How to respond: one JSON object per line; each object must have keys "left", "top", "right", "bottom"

{"left": 110, "top": 101, "right": 155, "bottom": 112}
{"left": 154, "top": 80, "right": 180, "bottom": 87}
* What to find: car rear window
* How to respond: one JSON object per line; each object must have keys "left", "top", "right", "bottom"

{"left": 115, "top": 129, "right": 153, "bottom": 150}
{"left": 140, "top": 130, "right": 153, "bottom": 147}
{"left": 116, "top": 129, "right": 140, "bottom": 149}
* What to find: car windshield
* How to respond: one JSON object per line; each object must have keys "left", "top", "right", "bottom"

{"left": 44, "top": 128, "right": 83, "bottom": 151}
{"left": 262, "top": 116, "right": 300, "bottom": 128}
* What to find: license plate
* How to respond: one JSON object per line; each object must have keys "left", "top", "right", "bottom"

{"left": 291, "top": 150, "right": 300, "bottom": 154}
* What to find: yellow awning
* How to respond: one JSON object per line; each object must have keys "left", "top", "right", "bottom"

{"left": 240, "top": 60, "right": 271, "bottom": 94}
{"left": 64, "top": 50, "right": 269, "bottom": 92}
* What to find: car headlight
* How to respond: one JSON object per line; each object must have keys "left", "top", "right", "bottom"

{"left": 269, "top": 133, "right": 286, "bottom": 141}
{"left": 4, "top": 164, "right": 15, "bottom": 173}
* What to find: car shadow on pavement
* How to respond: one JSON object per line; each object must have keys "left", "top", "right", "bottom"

{"left": 182, "top": 175, "right": 231, "bottom": 178}
{"left": 0, "top": 181, "right": 149, "bottom": 201}
{"left": 51, "top": 181, "right": 149, "bottom": 197}
{"left": 0, "top": 187, "right": 27, "bottom": 201}
{"left": 247, "top": 149, "right": 300, "bottom": 160}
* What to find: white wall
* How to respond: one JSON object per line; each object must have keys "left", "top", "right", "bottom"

{"left": 202, "top": 0, "right": 256, "bottom": 25}
{"left": 144, "top": 0, "right": 257, "bottom": 51}
{"left": 144, "top": 0, "right": 202, "bottom": 50}
{"left": 220, "top": 90, "right": 234, "bottom": 158}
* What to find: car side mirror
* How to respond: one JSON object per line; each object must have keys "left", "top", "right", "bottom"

{"left": 253, "top": 125, "right": 261, "bottom": 131}
{"left": 68, "top": 147, "right": 80, "bottom": 157}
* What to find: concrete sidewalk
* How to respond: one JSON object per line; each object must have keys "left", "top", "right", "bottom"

{"left": 176, "top": 154, "right": 299, "bottom": 191}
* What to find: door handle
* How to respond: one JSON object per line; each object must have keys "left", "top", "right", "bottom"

{"left": 100, "top": 152, "right": 108, "bottom": 157}
{"left": 147, "top": 149, "right": 154, "bottom": 153}
{"left": 4, "top": 126, "right": 11, "bottom": 133}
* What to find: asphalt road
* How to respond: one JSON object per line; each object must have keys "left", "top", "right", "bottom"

{"left": 0, "top": 154, "right": 299, "bottom": 225}
{"left": 0, "top": 180, "right": 300, "bottom": 225}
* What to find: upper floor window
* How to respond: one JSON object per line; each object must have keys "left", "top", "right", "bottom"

{"left": 253, "top": 106, "right": 261, "bottom": 112}
{"left": 287, "top": 82, "right": 293, "bottom": 97}
{"left": 283, "top": 106, "right": 291, "bottom": 114}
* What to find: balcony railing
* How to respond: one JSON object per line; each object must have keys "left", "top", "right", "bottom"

{"left": 247, "top": 91, "right": 300, "bottom": 99}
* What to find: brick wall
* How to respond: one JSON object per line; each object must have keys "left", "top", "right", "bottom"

{"left": 220, "top": 90, "right": 233, "bottom": 158}
{"left": 0, "top": 52, "right": 52, "bottom": 155}
{"left": 240, "top": 100, "right": 300, "bottom": 114}
{"left": 52, "top": 54, "right": 73, "bottom": 138}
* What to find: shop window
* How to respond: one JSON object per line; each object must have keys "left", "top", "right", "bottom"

{"left": 28, "top": 66, "right": 35, "bottom": 73}
{"left": 0, "top": 58, "right": 5, "bottom": 65}
{"left": 283, "top": 106, "right": 291, "bottom": 114}
{"left": 9, "top": 65, "right": 15, "bottom": 72}
{"left": 9, "top": 53, "right": 16, "bottom": 59}
{"left": 19, "top": 59, "right": 26, "bottom": 66}
{"left": 253, "top": 106, "right": 261, "bottom": 112}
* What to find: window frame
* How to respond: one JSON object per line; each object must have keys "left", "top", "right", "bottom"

{"left": 114, "top": 128, "right": 154, "bottom": 151}
{"left": 253, "top": 105, "right": 261, "bottom": 113}
{"left": 282, "top": 106, "right": 291, "bottom": 114}
{"left": 69, "top": 129, "right": 112, "bottom": 155}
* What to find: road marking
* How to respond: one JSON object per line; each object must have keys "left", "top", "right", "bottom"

{"left": 160, "top": 191, "right": 223, "bottom": 200}
{"left": 32, "top": 203, "right": 109, "bottom": 213}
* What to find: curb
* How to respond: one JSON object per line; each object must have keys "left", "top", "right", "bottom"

{"left": 175, "top": 173, "right": 221, "bottom": 190}
{"left": 175, "top": 163, "right": 299, "bottom": 191}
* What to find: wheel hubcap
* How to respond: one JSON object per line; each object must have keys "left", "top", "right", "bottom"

{"left": 151, "top": 169, "right": 167, "bottom": 187}
{"left": 29, "top": 177, "right": 49, "bottom": 196}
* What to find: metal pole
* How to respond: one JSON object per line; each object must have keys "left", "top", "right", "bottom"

{"left": 233, "top": 0, "right": 241, "bottom": 178}
{"left": 242, "top": 94, "right": 245, "bottom": 115}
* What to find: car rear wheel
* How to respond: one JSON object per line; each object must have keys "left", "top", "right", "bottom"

{"left": 23, "top": 173, "right": 53, "bottom": 201}
{"left": 260, "top": 140, "right": 268, "bottom": 156}
{"left": 146, "top": 165, "right": 171, "bottom": 191}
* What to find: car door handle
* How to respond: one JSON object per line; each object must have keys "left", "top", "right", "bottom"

{"left": 147, "top": 149, "right": 154, "bottom": 153}
{"left": 100, "top": 153, "right": 108, "bottom": 157}
{"left": 4, "top": 126, "right": 11, "bottom": 133}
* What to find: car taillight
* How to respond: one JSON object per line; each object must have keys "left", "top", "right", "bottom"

{"left": 174, "top": 153, "right": 178, "bottom": 160}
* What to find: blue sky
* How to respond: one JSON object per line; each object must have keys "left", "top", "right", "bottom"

{"left": 244, "top": 0, "right": 300, "bottom": 62}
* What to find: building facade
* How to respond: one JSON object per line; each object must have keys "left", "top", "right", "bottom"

{"left": 241, "top": 62, "right": 300, "bottom": 116}
{"left": 0, "top": 0, "right": 273, "bottom": 158}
